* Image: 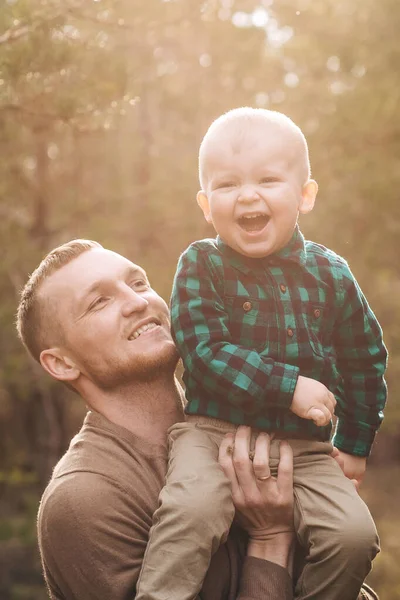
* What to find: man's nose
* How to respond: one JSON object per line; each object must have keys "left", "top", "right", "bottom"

{"left": 238, "top": 185, "right": 260, "bottom": 203}
{"left": 121, "top": 287, "right": 149, "bottom": 316}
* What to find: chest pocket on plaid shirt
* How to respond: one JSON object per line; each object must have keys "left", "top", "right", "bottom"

{"left": 302, "top": 303, "right": 335, "bottom": 357}
{"left": 225, "top": 296, "right": 273, "bottom": 351}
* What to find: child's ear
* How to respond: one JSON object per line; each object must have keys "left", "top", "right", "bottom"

{"left": 197, "top": 191, "right": 212, "bottom": 224}
{"left": 40, "top": 348, "right": 80, "bottom": 383}
{"left": 299, "top": 179, "right": 318, "bottom": 215}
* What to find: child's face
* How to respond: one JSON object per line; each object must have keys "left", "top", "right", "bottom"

{"left": 198, "top": 124, "right": 317, "bottom": 258}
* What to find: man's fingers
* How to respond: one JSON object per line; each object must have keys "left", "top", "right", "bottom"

{"left": 219, "top": 433, "right": 240, "bottom": 493}
{"left": 252, "top": 433, "right": 271, "bottom": 481}
{"left": 276, "top": 441, "right": 294, "bottom": 497}
{"left": 218, "top": 433, "right": 236, "bottom": 472}
{"left": 232, "top": 427, "right": 253, "bottom": 475}
{"left": 232, "top": 426, "right": 260, "bottom": 498}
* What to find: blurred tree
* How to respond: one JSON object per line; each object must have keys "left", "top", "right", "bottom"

{"left": 0, "top": 0, "right": 399, "bottom": 598}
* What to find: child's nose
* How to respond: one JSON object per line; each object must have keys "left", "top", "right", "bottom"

{"left": 238, "top": 185, "right": 260, "bottom": 203}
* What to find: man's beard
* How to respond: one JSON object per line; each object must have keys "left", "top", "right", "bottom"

{"left": 84, "top": 344, "right": 180, "bottom": 391}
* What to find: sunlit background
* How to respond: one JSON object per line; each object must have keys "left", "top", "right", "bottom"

{"left": 1, "top": 0, "right": 399, "bottom": 598}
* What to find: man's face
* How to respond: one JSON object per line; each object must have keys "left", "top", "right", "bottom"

{"left": 39, "top": 248, "right": 178, "bottom": 388}
{"left": 198, "top": 124, "right": 314, "bottom": 258}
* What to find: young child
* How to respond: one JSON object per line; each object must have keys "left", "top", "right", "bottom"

{"left": 135, "top": 108, "right": 387, "bottom": 600}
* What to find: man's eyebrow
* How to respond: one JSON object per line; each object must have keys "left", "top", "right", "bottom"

{"left": 125, "top": 265, "right": 149, "bottom": 281}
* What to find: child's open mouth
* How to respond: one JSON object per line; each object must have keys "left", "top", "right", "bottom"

{"left": 237, "top": 214, "right": 270, "bottom": 233}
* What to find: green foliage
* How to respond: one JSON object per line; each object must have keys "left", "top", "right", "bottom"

{"left": 0, "top": 0, "right": 399, "bottom": 597}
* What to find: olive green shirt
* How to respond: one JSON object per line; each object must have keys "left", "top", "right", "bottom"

{"left": 38, "top": 411, "right": 292, "bottom": 600}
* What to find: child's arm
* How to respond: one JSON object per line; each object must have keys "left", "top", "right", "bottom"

{"left": 171, "top": 244, "right": 297, "bottom": 413}
{"left": 171, "top": 243, "right": 333, "bottom": 420}
{"left": 332, "top": 259, "right": 388, "bottom": 460}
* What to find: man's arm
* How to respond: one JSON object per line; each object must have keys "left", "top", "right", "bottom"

{"left": 171, "top": 244, "right": 299, "bottom": 414}
{"left": 219, "top": 427, "right": 294, "bottom": 600}
{"left": 38, "top": 473, "right": 147, "bottom": 600}
{"left": 332, "top": 260, "right": 388, "bottom": 458}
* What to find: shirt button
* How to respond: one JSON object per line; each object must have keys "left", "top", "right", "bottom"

{"left": 280, "top": 284, "right": 287, "bottom": 293}
{"left": 243, "top": 301, "right": 252, "bottom": 312}
{"left": 314, "top": 308, "right": 321, "bottom": 318}
{"left": 287, "top": 327, "right": 294, "bottom": 337}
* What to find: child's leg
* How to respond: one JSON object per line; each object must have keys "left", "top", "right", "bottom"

{"left": 278, "top": 440, "right": 379, "bottom": 600}
{"left": 135, "top": 420, "right": 235, "bottom": 600}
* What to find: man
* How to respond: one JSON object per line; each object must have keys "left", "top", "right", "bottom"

{"left": 16, "top": 239, "right": 378, "bottom": 600}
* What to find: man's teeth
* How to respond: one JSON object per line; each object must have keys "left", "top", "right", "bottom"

{"left": 129, "top": 322, "right": 158, "bottom": 340}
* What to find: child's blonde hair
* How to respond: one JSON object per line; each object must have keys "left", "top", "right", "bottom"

{"left": 199, "top": 107, "right": 311, "bottom": 190}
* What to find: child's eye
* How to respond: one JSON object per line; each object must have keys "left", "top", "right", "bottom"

{"left": 260, "top": 177, "right": 279, "bottom": 184}
{"left": 216, "top": 181, "right": 235, "bottom": 190}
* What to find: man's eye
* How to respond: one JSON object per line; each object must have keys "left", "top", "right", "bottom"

{"left": 90, "top": 297, "right": 107, "bottom": 310}
{"left": 131, "top": 279, "right": 149, "bottom": 290}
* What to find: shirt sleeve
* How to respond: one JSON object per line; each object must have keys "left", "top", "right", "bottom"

{"left": 238, "top": 558, "right": 293, "bottom": 600}
{"left": 331, "top": 260, "right": 388, "bottom": 457}
{"left": 170, "top": 244, "right": 299, "bottom": 414}
{"left": 38, "top": 473, "right": 145, "bottom": 600}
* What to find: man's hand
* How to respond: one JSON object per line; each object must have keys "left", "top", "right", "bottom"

{"left": 218, "top": 426, "right": 294, "bottom": 569}
{"left": 290, "top": 375, "right": 336, "bottom": 426}
{"left": 331, "top": 447, "right": 366, "bottom": 487}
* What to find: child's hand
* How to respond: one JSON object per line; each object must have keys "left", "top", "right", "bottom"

{"left": 331, "top": 447, "right": 366, "bottom": 486}
{"left": 290, "top": 375, "right": 336, "bottom": 426}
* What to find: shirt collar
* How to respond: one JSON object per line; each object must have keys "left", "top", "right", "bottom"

{"left": 216, "top": 225, "right": 307, "bottom": 276}
{"left": 272, "top": 225, "right": 306, "bottom": 266}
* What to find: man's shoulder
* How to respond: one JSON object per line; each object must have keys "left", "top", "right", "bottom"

{"left": 40, "top": 430, "right": 131, "bottom": 524}
{"left": 39, "top": 415, "right": 166, "bottom": 533}
{"left": 39, "top": 468, "right": 116, "bottom": 521}
{"left": 50, "top": 420, "right": 119, "bottom": 480}
{"left": 38, "top": 453, "right": 154, "bottom": 600}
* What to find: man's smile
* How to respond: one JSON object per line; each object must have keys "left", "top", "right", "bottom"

{"left": 128, "top": 318, "right": 162, "bottom": 341}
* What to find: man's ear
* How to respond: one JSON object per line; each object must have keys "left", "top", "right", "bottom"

{"left": 40, "top": 348, "right": 80, "bottom": 383}
{"left": 299, "top": 179, "right": 318, "bottom": 215}
{"left": 197, "top": 191, "right": 212, "bottom": 224}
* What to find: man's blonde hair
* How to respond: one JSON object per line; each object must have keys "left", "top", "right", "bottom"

{"left": 198, "top": 107, "right": 311, "bottom": 190}
{"left": 16, "top": 239, "right": 103, "bottom": 362}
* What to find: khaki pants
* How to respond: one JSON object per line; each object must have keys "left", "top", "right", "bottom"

{"left": 135, "top": 418, "right": 379, "bottom": 600}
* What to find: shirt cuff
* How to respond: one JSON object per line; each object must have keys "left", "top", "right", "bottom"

{"left": 270, "top": 364, "right": 299, "bottom": 410}
{"left": 332, "top": 420, "right": 377, "bottom": 457}
{"left": 238, "top": 557, "right": 293, "bottom": 600}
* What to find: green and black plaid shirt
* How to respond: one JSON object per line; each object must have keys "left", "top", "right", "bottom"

{"left": 170, "top": 226, "right": 387, "bottom": 457}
